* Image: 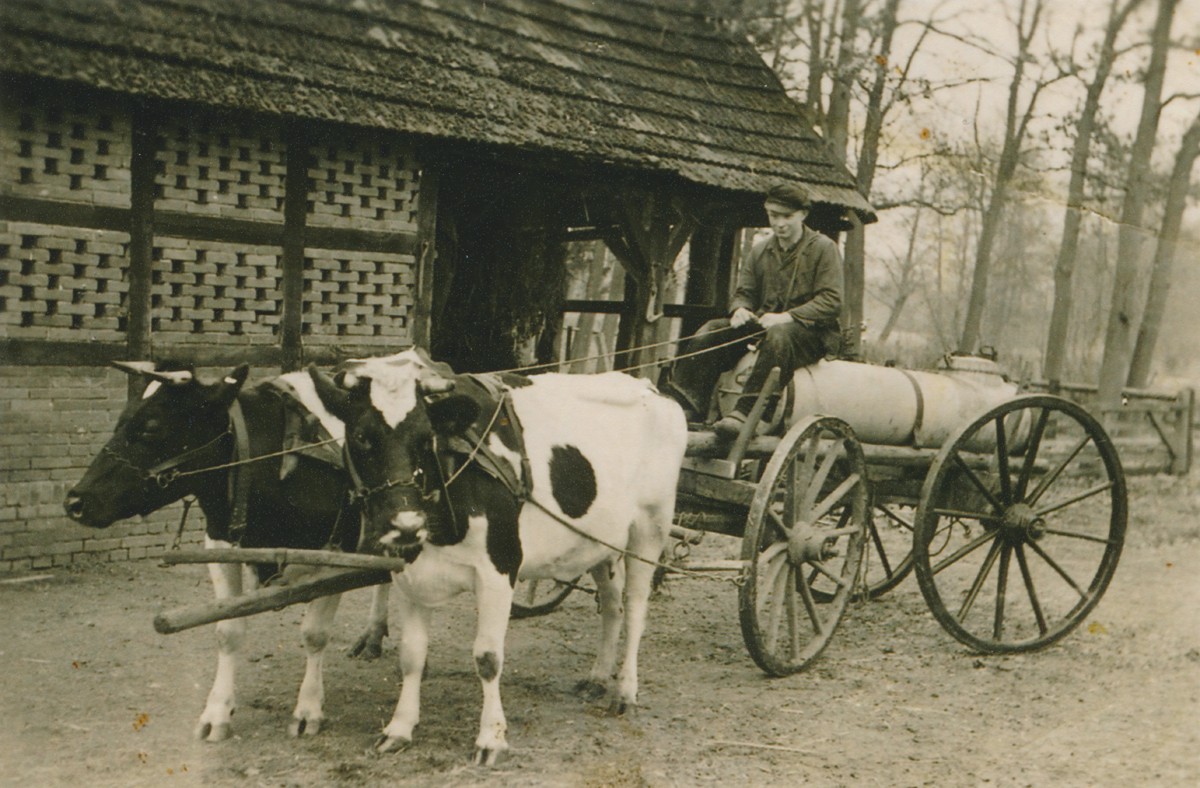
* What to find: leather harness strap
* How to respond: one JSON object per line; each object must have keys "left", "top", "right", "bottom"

{"left": 446, "top": 374, "right": 531, "bottom": 500}
{"left": 226, "top": 399, "right": 253, "bottom": 545}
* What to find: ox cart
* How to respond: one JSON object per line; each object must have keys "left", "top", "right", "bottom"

{"left": 665, "top": 352, "right": 1126, "bottom": 675}
{"left": 153, "top": 352, "right": 1125, "bottom": 680}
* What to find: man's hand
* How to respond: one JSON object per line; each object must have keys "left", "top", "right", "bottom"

{"left": 730, "top": 307, "right": 758, "bottom": 328}
{"left": 758, "top": 312, "right": 794, "bottom": 329}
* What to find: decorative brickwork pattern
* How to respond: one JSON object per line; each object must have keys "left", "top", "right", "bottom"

{"left": 303, "top": 249, "right": 414, "bottom": 346}
{"left": 155, "top": 117, "right": 286, "bottom": 222}
{"left": 1, "top": 83, "right": 425, "bottom": 571}
{"left": 151, "top": 239, "right": 281, "bottom": 344}
{"left": 0, "top": 87, "right": 131, "bottom": 208}
{"left": 0, "top": 222, "right": 130, "bottom": 341}
{"left": 306, "top": 138, "right": 420, "bottom": 232}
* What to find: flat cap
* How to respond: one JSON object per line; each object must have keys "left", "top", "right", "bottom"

{"left": 763, "top": 182, "right": 811, "bottom": 211}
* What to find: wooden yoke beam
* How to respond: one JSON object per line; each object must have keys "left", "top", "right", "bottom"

{"left": 153, "top": 568, "right": 393, "bottom": 635}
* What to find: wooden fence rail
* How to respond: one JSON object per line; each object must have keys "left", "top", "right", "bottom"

{"left": 1025, "top": 380, "right": 1194, "bottom": 475}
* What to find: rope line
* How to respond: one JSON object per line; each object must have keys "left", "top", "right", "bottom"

{"left": 610, "top": 329, "right": 764, "bottom": 375}
{"left": 491, "top": 323, "right": 763, "bottom": 376}
{"left": 168, "top": 436, "right": 343, "bottom": 481}
{"left": 526, "top": 497, "right": 743, "bottom": 587}
{"left": 440, "top": 396, "right": 508, "bottom": 488}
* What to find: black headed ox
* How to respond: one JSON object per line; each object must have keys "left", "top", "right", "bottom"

{"left": 308, "top": 349, "right": 687, "bottom": 765}
{"left": 63, "top": 360, "right": 393, "bottom": 742}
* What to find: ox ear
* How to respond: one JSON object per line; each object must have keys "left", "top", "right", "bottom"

{"left": 426, "top": 394, "right": 480, "bottom": 437}
{"left": 205, "top": 364, "right": 249, "bottom": 408}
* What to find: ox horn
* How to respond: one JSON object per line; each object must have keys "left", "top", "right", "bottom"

{"left": 417, "top": 371, "right": 455, "bottom": 395}
{"left": 111, "top": 360, "right": 194, "bottom": 385}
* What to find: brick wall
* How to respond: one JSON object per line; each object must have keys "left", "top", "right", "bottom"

{"left": 0, "top": 365, "right": 211, "bottom": 572}
{"left": 1, "top": 80, "right": 424, "bottom": 572}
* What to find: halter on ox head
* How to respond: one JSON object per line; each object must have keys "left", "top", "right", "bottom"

{"left": 307, "top": 354, "right": 480, "bottom": 558}
{"left": 64, "top": 361, "right": 249, "bottom": 528}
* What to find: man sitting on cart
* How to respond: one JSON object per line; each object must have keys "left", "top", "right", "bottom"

{"left": 666, "top": 182, "right": 844, "bottom": 436}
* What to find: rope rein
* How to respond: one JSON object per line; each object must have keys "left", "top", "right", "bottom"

{"left": 164, "top": 436, "right": 343, "bottom": 482}
{"left": 144, "top": 324, "right": 764, "bottom": 577}
{"left": 524, "top": 497, "right": 745, "bottom": 586}
{"left": 491, "top": 322, "right": 764, "bottom": 377}
{"left": 441, "top": 396, "right": 507, "bottom": 488}
{"left": 424, "top": 391, "right": 742, "bottom": 587}
{"left": 135, "top": 320, "right": 760, "bottom": 486}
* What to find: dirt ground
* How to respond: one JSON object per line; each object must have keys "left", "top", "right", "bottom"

{"left": 2, "top": 473, "right": 1198, "bottom": 788}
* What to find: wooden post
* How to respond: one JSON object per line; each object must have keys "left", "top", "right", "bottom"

{"left": 411, "top": 165, "right": 440, "bottom": 350}
{"left": 280, "top": 122, "right": 308, "bottom": 372}
{"left": 613, "top": 270, "right": 642, "bottom": 373}
{"left": 126, "top": 103, "right": 156, "bottom": 399}
{"left": 1174, "top": 387, "right": 1194, "bottom": 475}
{"left": 607, "top": 191, "right": 697, "bottom": 376}
{"left": 842, "top": 214, "right": 865, "bottom": 360}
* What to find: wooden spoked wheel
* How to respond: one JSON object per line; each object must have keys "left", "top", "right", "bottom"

{"left": 510, "top": 577, "right": 578, "bottom": 619}
{"left": 862, "top": 501, "right": 917, "bottom": 599}
{"left": 914, "top": 395, "right": 1126, "bottom": 653}
{"left": 739, "top": 416, "right": 869, "bottom": 676}
{"left": 811, "top": 502, "right": 914, "bottom": 602}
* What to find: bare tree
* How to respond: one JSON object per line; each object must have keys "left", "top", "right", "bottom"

{"left": 825, "top": 0, "right": 865, "bottom": 159}
{"left": 958, "top": 0, "right": 1063, "bottom": 354}
{"left": 1126, "top": 106, "right": 1200, "bottom": 386}
{"left": 1042, "top": 0, "right": 1146, "bottom": 384}
{"left": 873, "top": 204, "right": 922, "bottom": 343}
{"left": 1096, "top": 0, "right": 1179, "bottom": 406}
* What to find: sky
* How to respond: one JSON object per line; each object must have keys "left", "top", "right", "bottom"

{"left": 880, "top": 0, "right": 1199, "bottom": 185}
{"left": 829, "top": 0, "right": 1200, "bottom": 371}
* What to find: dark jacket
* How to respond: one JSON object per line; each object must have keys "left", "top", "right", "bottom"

{"left": 730, "top": 228, "right": 843, "bottom": 332}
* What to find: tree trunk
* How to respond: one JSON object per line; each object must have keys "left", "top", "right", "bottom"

{"left": 877, "top": 204, "right": 922, "bottom": 344}
{"left": 803, "top": 0, "right": 827, "bottom": 120}
{"left": 825, "top": 0, "right": 863, "bottom": 161}
{"left": 958, "top": 0, "right": 1047, "bottom": 354}
{"left": 843, "top": 0, "right": 900, "bottom": 358}
{"left": 1043, "top": 0, "right": 1144, "bottom": 383}
{"left": 1096, "top": 0, "right": 1179, "bottom": 406}
{"left": 1126, "top": 108, "right": 1200, "bottom": 387}
{"left": 959, "top": 187, "right": 1007, "bottom": 353}
{"left": 842, "top": 220, "right": 865, "bottom": 357}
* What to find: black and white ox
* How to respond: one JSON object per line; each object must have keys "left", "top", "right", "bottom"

{"left": 308, "top": 350, "right": 687, "bottom": 765}
{"left": 63, "top": 361, "right": 392, "bottom": 741}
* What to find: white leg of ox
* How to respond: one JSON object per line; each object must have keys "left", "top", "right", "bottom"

{"left": 576, "top": 559, "right": 624, "bottom": 701}
{"left": 472, "top": 568, "right": 515, "bottom": 766}
{"left": 289, "top": 592, "right": 342, "bottom": 736}
{"left": 196, "top": 538, "right": 249, "bottom": 742}
{"left": 348, "top": 584, "right": 390, "bottom": 659}
{"left": 377, "top": 590, "right": 431, "bottom": 753}
{"left": 613, "top": 509, "right": 670, "bottom": 715}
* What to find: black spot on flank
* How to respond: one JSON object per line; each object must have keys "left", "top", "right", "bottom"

{"left": 549, "top": 444, "right": 596, "bottom": 519}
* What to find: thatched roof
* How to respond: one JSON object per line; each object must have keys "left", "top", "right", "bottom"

{"left": 0, "top": 0, "right": 874, "bottom": 219}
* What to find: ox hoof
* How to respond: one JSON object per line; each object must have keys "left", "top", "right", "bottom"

{"left": 472, "top": 746, "right": 506, "bottom": 767}
{"left": 348, "top": 635, "right": 384, "bottom": 660}
{"left": 373, "top": 734, "right": 412, "bottom": 755}
{"left": 573, "top": 679, "right": 607, "bottom": 701}
{"left": 607, "top": 697, "right": 633, "bottom": 717}
{"left": 289, "top": 716, "right": 322, "bottom": 737}
{"left": 196, "top": 721, "right": 232, "bottom": 742}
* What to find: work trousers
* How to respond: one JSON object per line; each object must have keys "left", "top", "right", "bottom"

{"left": 669, "top": 317, "right": 826, "bottom": 419}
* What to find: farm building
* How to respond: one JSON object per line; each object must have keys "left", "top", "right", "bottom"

{"left": 0, "top": 0, "right": 872, "bottom": 571}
